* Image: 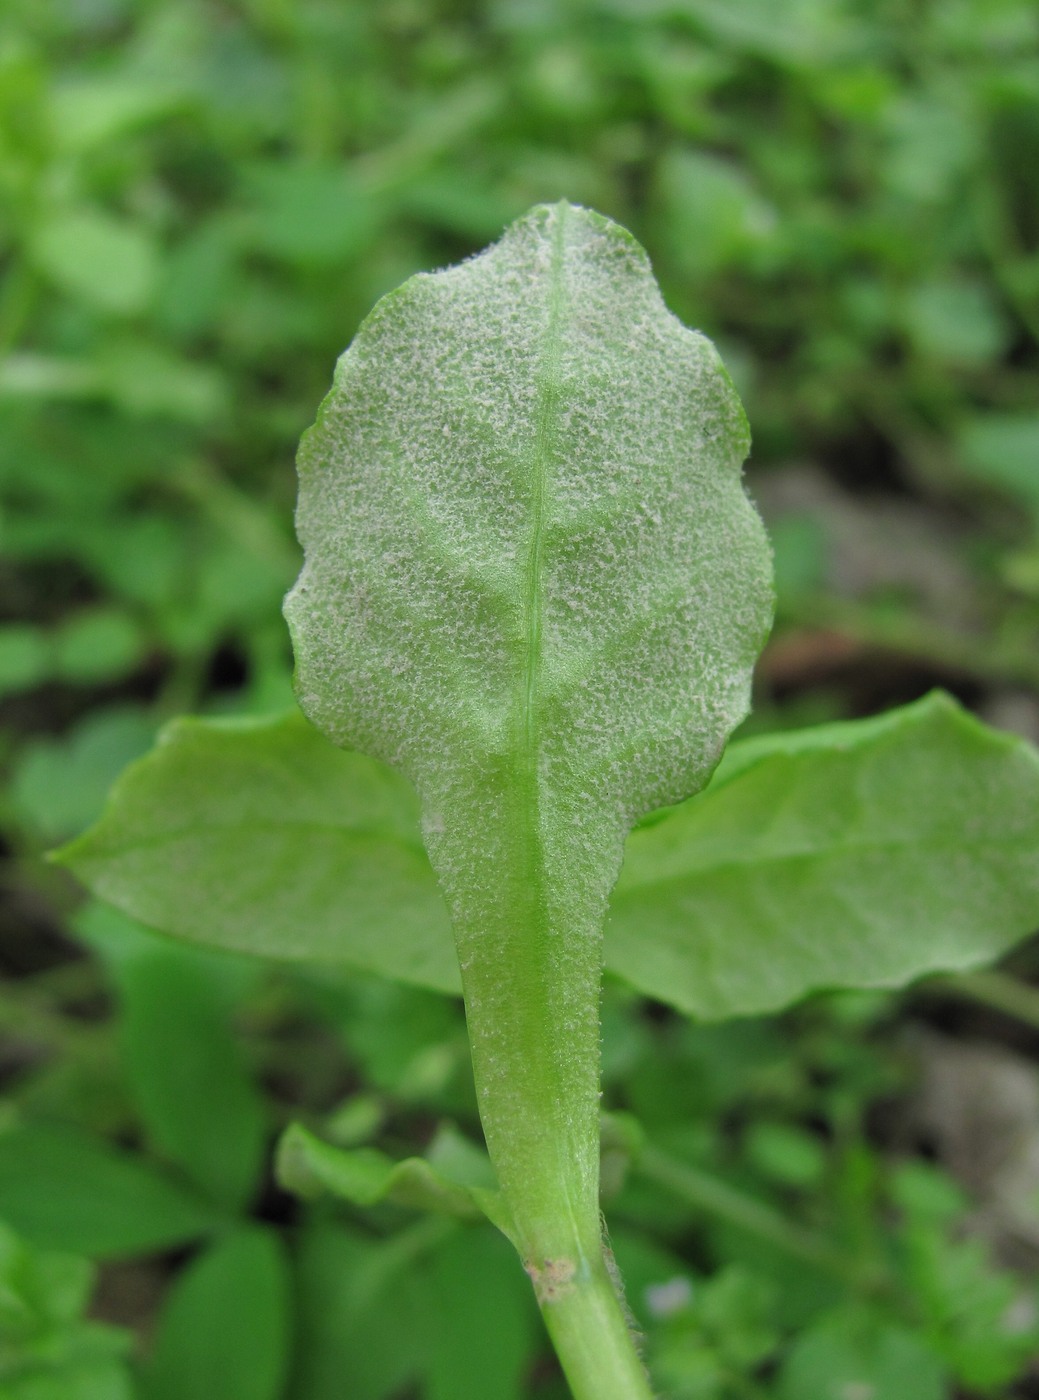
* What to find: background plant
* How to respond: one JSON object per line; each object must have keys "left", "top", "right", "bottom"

{"left": 2, "top": 2, "right": 1039, "bottom": 1398}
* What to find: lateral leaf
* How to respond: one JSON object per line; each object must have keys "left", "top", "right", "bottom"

{"left": 58, "top": 693, "right": 1039, "bottom": 1024}
{"left": 276, "top": 1123, "right": 508, "bottom": 1233}
{"left": 55, "top": 709, "right": 459, "bottom": 995}
{"left": 608, "top": 691, "right": 1039, "bottom": 1020}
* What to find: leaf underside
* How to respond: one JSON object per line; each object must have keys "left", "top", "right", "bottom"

{"left": 281, "top": 200, "right": 773, "bottom": 1227}
{"left": 58, "top": 712, "right": 458, "bottom": 993}
{"left": 284, "top": 200, "right": 773, "bottom": 860}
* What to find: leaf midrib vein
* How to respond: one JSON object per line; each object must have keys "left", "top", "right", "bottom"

{"left": 519, "top": 204, "right": 567, "bottom": 776}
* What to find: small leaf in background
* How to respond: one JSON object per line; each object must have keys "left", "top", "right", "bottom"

{"left": 52, "top": 609, "right": 146, "bottom": 685}
{"left": 0, "top": 1124, "right": 216, "bottom": 1257}
{"left": 883, "top": 96, "right": 976, "bottom": 204}
{"left": 887, "top": 1161, "right": 967, "bottom": 1225}
{"left": 12, "top": 705, "right": 159, "bottom": 845}
{"left": 141, "top": 1227, "right": 291, "bottom": 1400}
{"left": 0, "top": 1222, "right": 135, "bottom": 1400}
{"left": 895, "top": 1172, "right": 1039, "bottom": 1392}
{"left": 957, "top": 412, "right": 1039, "bottom": 518}
{"left": 78, "top": 904, "right": 267, "bottom": 1214}
{"left": 290, "top": 1222, "right": 435, "bottom": 1400}
{"left": 902, "top": 277, "right": 1009, "bottom": 366}
{"left": 236, "top": 163, "right": 379, "bottom": 267}
{"left": 608, "top": 692, "right": 1039, "bottom": 1019}
{"left": 655, "top": 148, "right": 777, "bottom": 279}
{"left": 777, "top": 1307, "right": 946, "bottom": 1400}
{"left": 402, "top": 173, "right": 526, "bottom": 242}
{"left": 55, "top": 710, "right": 459, "bottom": 993}
{"left": 0, "top": 624, "right": 48, "bottom": 698}
{"left": 155, "top": 223, "right": 237, "bottom": 338}
{"left": 5, "top": 1363, "right": 135, "bottom": 1400}
{"left": 49, "top": 76, "right": 185, "bottom": 152}
{"left": 767, "top": 514, "right": 828, "bottom": 603}
{"left": 0, "top": 355, "right": 100, "bottom": 402}
{"left": 425, "top": 1227, "right": 536, "bottom": 1400}
{"left": 313, "top": 976, "right": 467, "bottom": 1103}
{"left": 0, "top": 1222, "right": 91, "bottom": 1329}
{"left": 425, "top": 1122, "right": 500, "bottom": 1193}
{"left": 192, "top": 536, "right": 294, "bottom": 633}
{"left": 82, "top": 515, "right": 186, "bottom": 611}
{"left": 29, "top": 207, "right": 159, "bottom": 317}
{"left": 659, "top": 0, "right": 852, "bottom": 66}
{"left": 743, "top": 1122, "right": 828, "bottom": 1191}
{"left": 96, "top": 341, "right": 230, "bottom": 425}
{"left": 645, "top": 1263, "right": 782, "bottom": 1397}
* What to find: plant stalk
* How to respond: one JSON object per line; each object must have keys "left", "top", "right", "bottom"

{"left": 536, "top": 1246, "right": 655, "bottom": 1400}
{"left": 423, "top": 200, "right": 659, "bottom": 1398}
{"left": 446, "top": 808, "right": 652, "bottom": 1397}
{"left": 929, "top": 968, "right": 1039, "bottom": 1032}
{"left": 638, "top": 1145, "right": 856, "bottom": 1285}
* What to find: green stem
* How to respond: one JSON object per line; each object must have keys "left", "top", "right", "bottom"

{"left": 536, "top": 1248, "right": 655, "bottom": 1400}
{"left": 0, "top": 258, "right": 34, "bottom": 355}
{"left": 457, "top": 914, "right": 655, "bottom": 1398}
{"left": 638, "top": 1145, "right": 858, "bottom": 1287}
{"left": 429, "top": 202, "right": 654, "bottom": 1396}
{"left": 927, "top": 968, "right": 1039, "bottom": 1032}
{"left": 783, "top": 592, "right": 1039, "bottom": 691}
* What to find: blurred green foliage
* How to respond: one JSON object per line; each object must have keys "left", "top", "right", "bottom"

{"left": 2, "top": 0, "right": 1039, "bottom": 1396}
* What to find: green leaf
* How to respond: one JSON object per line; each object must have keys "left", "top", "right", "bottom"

{"left": 777, "top": 1308, "right": 946, "bottom": 1400}
{"left": 237, "top": 163, "right": 379, "bottom": 267}
{"left": 275, "top": 1123, "right": 506, "bottom": 1230}
{"left": 0, "top": 1125, "right": 216, "bottom": 1258}
{"left": 902, "top": 278, "right": 1008, "bottom": 365}
{"left": 140, "top": 1228, "right": 291, "bottom": 1400}
{"left": 95, "top": 341, "right": 230, "bottom": 425}
{"left": 290, "top": 1223, "right": 434, "bottom": 1400}
{"left": 957, "top": 412, "right": 1039, "bottom": 517}
{"left": 655, "top": 149, "right": 776, "bottom": 278}
{"left": 286, "top": 201, "right": 770, "bottom": 819}
{"left": 78, "top": 905, "right": 267, "bottom": 1213}
{"left": 52, "top": 609, "right": 146, "bottom": 684}
{"left": 29, "top": 207, "right": 159, "bottom": 317}
{"left": 5, "top": 1360, "right": 136, "bottom": 1400}
{"left": 0, "top": 354, "right": 100, "bottom": 401}
{"left": 59, "top": 693, "right": 1039, "bottom": 1031}
{"left": 13, "top": 706, "right": 158, "bottom": 844}
{"left": 608, "top": 692, "right": 1039, "bottom": 1020}
{"left": 284, "top": 200, "right": 772, "bottom": 1244}
{"left": 628, "top": 0, "right": 856, "bottom": 66}
{"left": 0, "top": 625, "right": 49, "bottom": 698}
{"left": 55, "top": 709, "right": 459, "bottom": 994}
{"left": 425, "top": 1228, "right": 537, "bottom": 1400}
{"left": 49, "top": 76, "right": 185, "bottom": 153}
{"left": 0, "top": 1223, "right": 135, "bottom": 1400}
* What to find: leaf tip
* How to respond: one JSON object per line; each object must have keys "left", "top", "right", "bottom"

{"left": 273, "top": 1123, "right": 324, "bottom": 1200}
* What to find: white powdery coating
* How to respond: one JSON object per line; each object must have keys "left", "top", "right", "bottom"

{"left": 286, "top": 202, "right": 773, "bottom": 923}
